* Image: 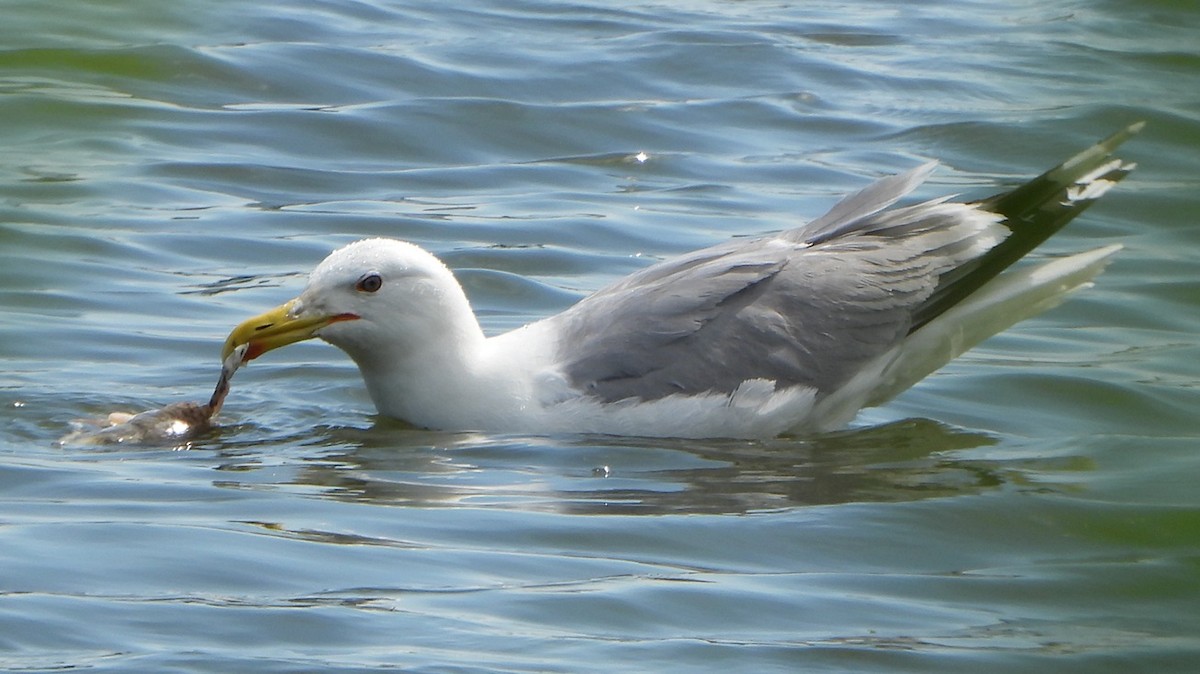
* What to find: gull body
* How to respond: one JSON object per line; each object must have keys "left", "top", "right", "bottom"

{"left": 224, "top": 125, "right": 1139, "bottom": 439}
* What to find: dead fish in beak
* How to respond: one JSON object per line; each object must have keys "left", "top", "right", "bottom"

{"left": 57, "top": 344, "right": 248, "bottom": 447}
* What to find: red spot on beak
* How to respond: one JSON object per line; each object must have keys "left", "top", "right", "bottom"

{"left": 244, "top": 342, "right": 267, "bottom": 361}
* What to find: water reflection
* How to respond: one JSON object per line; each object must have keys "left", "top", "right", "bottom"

{"left": 204, "top": 418, "right": 1058, "bottom": 516}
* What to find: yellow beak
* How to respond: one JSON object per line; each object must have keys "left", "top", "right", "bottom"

{"left": 221, "top": 299, "right": 359, "bottom": 362}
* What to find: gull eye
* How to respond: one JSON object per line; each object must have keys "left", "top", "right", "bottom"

{"left": 355, "top": 272, "right": 383, "bottom": 293}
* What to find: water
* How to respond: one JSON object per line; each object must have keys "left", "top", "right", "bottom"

{"left": 3, "top": 0, "right": 1199, "bottom": 671}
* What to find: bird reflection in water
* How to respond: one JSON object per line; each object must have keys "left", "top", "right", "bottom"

{"left": 207, "top": 418, "right": 1092, "bottom": 518}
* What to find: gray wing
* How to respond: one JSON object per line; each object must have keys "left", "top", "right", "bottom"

{"left": 549, "top": 163, "right": 1006, "bottom": 402}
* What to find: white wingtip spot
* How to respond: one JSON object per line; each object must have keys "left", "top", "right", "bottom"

{"left": 1062, "top": 158, "right": 1134, "bottom": 204}
{"left": 1065, "top": 178, "right": 1117, "bottom": 203}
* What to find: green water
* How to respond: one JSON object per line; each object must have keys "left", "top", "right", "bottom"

{"left": 2, "top": 1, "right": 1199, "bottom": 672}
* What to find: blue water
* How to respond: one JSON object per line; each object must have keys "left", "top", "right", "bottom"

{"left": 3, "top": 1, "right": 1200, "bottom": 671}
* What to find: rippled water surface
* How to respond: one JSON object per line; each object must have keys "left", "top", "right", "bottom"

{"left": 3, "top": 1, "right": 1200, "bottom": 671}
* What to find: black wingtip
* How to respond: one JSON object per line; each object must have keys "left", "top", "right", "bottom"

{"left": 910, "top": 123, "right": 1141, "bottom": 333}
{"left": 984, "top": 120, "right": 1143, "bottom": 218}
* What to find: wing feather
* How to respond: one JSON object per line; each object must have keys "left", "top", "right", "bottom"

{"left": 548, "top": 123, "right": 1140, "bottom": 406}
{"left": 551, "top": 191, "right": 1003, "bottom": 402}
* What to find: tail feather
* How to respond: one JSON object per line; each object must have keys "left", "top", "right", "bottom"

{"left": 910, "top": 122, "right": 1142, "bottom": 332}
{"left": 854, "top": 244, "right": 1123, "bottom": 415}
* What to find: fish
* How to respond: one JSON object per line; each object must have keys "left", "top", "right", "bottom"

{"left": 57, "top": 344, "right": 247, "bottom": 447}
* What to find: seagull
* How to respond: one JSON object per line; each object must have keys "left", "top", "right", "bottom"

{"left": 223, "top": 123, "right": 1140, "bottom": 439}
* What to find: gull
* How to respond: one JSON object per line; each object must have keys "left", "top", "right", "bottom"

{"left": 223, "top": 123, "right": 1140, "bottom": 439}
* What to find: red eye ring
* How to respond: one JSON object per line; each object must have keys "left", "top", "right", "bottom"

{"left": 355, "top": 272, "right": 383, "bottom": 293}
